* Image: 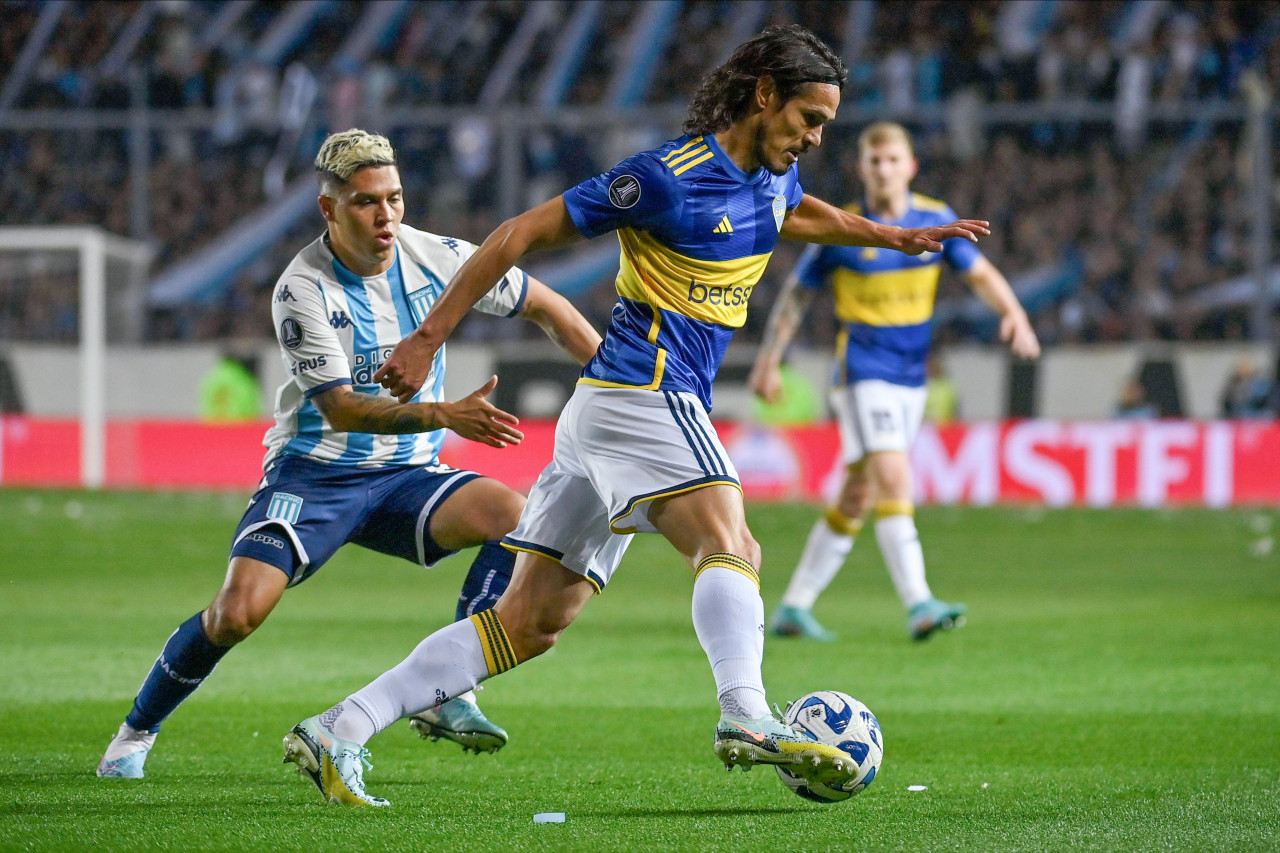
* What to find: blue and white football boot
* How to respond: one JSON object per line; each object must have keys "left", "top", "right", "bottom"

{"left": 909, "top": 598, "right": 967, "bottom": 641}
{"left": 282, "top": 715, "right": 389, "bottom": 806}
{"left": 410, "top": 697, "right": 508, "bottom": 754}
{"left": 769, "top": 605, "right": 837, "bottom": 642}
{"left": 714, "top": 713, "right": 857, "bottom": 788}
{"left": 96, "top": 723, "right": 156, "bottom": 778}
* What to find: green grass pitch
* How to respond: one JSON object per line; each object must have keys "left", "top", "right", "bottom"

{"left": 1, "top": 488, "right": 1278, "bottom": 851}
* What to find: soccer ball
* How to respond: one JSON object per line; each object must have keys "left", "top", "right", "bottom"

{"left": 776, "top": 691, "right": 883, "bottom": 803}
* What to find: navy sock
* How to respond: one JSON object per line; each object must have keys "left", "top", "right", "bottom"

{"left": 125, "top": 611, "right": 231, "bottom": 733}
{"left": 455, "top": 541, "right": 514, "bottom": 621}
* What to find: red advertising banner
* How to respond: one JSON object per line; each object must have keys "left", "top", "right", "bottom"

{"left": 2, "top": 417, "right": 1278, "bottom": 507}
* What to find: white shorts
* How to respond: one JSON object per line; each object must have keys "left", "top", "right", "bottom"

{"left": 502, "top": 384, "right": 740, "bottom": 590}
{"left": 833, "top": 379, "right": 927, "bottom": 464}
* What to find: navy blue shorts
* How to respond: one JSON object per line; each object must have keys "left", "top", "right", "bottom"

{"left": 229, "top": 455, "right": 480, "bottom": 586}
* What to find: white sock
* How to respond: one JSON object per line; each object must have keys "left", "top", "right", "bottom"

{"left": 875, "top": 512, "right": 931, "bottom": 609}
{"left": 692, "top": 562, "right": 770, "bottom": 720}
{"left": 328, "top": 618, "right": 494, "bottom": 745}
{"left": 780, "top": 516, "right": 856, "bottom": 610}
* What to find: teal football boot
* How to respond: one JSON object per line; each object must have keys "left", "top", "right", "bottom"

{"left": 909, "top": 598, "right": 967, "bottom": 641}
{"left": 769, "top": 605, "right": 837, "bottom": 642}
{"left": 410, "top": 697, "right": 508, "bottom": 754}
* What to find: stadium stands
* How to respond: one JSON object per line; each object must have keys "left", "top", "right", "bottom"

{"left": 3, "top": 0, "right": 1280, "bottom": 348}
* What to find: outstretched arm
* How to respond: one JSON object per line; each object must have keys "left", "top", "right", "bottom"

{"left": 963, "top": 256, "right": 1041, "bottom": 359}
{"left": 748, "top": 272, "right": 816, "bottom": 404}
{"left": 519, "top": 276, "right": 603, "bottom": 366}
{"left": 313, "top": 376, "right": 524, "bottom": 448}
{"left": 781, "top": 194, "right": 990, "bottom": 255}
{"left": 375, "top": 196, "right": 585, "bottom": 401}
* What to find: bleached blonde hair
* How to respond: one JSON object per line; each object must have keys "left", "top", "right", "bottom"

{"left": 857, "top": 121, "right": 914, "bottom": 157}
{"left": 314, "top": 129, "right": 397, "bottom": 193}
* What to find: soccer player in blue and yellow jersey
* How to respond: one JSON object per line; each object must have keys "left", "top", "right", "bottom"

{"left": 750, "top": 122, "right": 1041, "bottom": 643}
{"left": 283, "top": 26, "right": 991, "bottom": 805}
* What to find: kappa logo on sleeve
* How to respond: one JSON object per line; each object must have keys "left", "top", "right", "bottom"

{"left": 608, "top": 175, "right": 641, "bottom": 209}
{"left": 280, "top": 318, "right": 304, "bottom": 349}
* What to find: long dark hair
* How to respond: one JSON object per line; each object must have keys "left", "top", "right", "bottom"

{"left": 684, "top": 24, "right": 847, "bottom": 137}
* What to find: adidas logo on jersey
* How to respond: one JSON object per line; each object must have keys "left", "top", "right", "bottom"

{"left": 712, "top": 215, "right": 734, "bottom": 235}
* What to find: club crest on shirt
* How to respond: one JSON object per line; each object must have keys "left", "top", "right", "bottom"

{"left": 608, "top": 175, "right": 641, "bottom": 209}
{"left": 280, "top": 317, "right": 304, "bottom": 349}
{"left": 772, "top": 195, "right": 785, "bottom": 231}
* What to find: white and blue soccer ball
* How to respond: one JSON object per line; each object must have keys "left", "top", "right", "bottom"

{"left": 776, "top": 690, "right": 883, "bottom": 803}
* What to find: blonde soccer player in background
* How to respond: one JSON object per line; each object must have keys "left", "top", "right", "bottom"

{"left": 749, "top": 121, "right": 1041, "bottom": 642}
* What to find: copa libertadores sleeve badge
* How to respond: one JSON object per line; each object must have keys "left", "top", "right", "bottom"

{"left": 608, "top": 175, "right": 641, "bottom": 209}
{"left": 280, "top": 317, "right": 304, "bottom": 349}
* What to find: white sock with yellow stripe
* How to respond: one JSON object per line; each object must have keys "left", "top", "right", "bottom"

{"left": 780, "top": 508, "right": 861, "bottom": 610}
{"left": 874, "top": 500, "right": 931, "bottom": 610}
{"left": 692, "top": 554, "right": 770, "bottom": 720}
{"left": 332, "top": 611, "right": 517, "bottom": 745}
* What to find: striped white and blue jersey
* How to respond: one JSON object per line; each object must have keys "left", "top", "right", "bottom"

{"left": 262, "top": 224, "right": 528, "bottom": 471}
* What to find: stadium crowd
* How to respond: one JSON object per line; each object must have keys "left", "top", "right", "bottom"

{"left": 3, "top": 0, "right": 1280, "bottom": 347}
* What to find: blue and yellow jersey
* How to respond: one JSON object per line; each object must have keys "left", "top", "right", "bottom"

{"left": 795, "top": 193, "right": 980, "bottom": 388}
{"left": 563, "top": 133, "right": 803, "bottom": 410}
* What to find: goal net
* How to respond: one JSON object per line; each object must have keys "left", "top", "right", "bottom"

{"left": 0, "top": 226, "right": 151, "bottom": 487}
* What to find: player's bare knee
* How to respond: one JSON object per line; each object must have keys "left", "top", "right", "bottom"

{"left": 875, "top": 473, "right": 909, "bottom": 500}
{"left": 202, "top": 602, "right": 263, "bottom": 646}
{"left": 835, "top": 490, "right": 870, "bottom": 519}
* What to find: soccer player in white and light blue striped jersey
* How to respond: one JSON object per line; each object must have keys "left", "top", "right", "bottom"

{"left": 96, "top": 130, "right": 601, "bottom": 789}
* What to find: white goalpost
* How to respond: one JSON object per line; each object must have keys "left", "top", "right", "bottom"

{"left": 0, "top": 226, "right": 151, "bottom": 488}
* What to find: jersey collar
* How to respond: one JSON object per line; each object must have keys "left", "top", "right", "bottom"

{"left": 323, "top": 234, "right": 399, "bottom": 282}
{"left": 704, "top": 133, "right": 762, "bottom": 184}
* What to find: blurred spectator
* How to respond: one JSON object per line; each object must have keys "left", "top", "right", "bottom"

{"left": 1115, "top": 377, "right": 1158, "bottom": 419}
{"left": 1219, "top": 357, "right": 1275, "bottom": 418}
{"left": 5, "top": 0, "right": 1280, "bottom": 351}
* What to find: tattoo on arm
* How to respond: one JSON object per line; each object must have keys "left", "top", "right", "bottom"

{"left": 315, "top": 389, "right": 439, "bottom": 434}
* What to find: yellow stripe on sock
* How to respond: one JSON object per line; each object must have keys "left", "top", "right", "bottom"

{"left": 483, "top": 610, "right": 518, "bottom": 672}
{"left": 470, "top": 610, "right": 517, "bottom": 675}
{"left": 823, "top": 507, "right": 864, "bottom": 537}
{"left": 874, "top": 500, "right": 914, "bottom": 518}
{"left": 694, "top": 552, "right": 760, "bottom": 589}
